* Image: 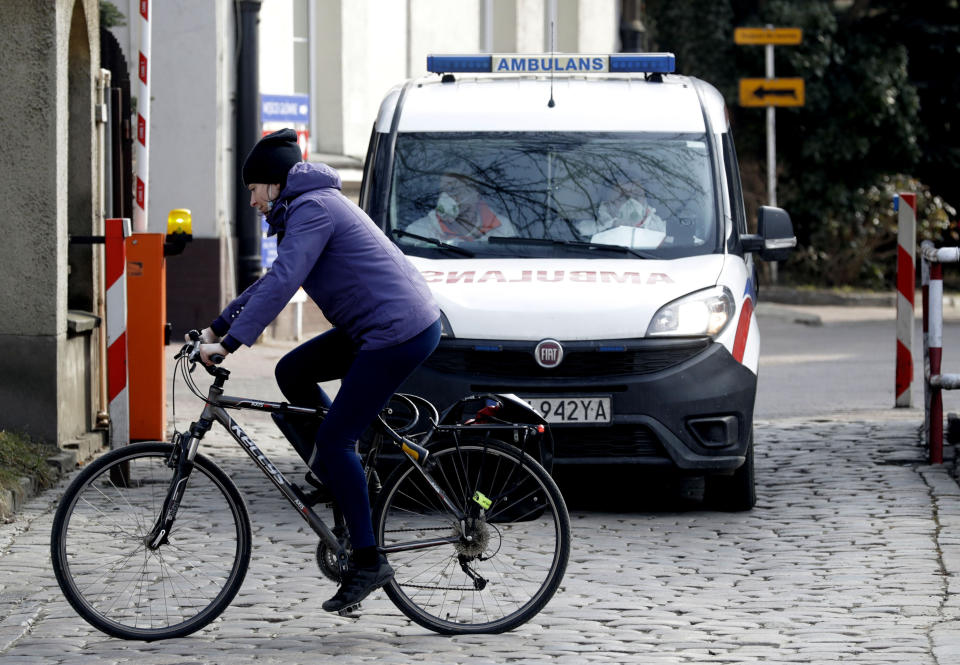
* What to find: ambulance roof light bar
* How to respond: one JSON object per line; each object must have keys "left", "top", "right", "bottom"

{"left": 426, "top": 53, "right": 676, "bottom": 75}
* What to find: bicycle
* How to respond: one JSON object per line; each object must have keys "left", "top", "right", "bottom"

{"left": 50, "top": 332, "right": 570, "bottom": 640}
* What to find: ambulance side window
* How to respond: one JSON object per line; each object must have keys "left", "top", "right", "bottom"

{"left": 721, "top": 133, "right": 747, "bottom": 235}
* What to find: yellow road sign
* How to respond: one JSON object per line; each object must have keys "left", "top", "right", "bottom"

{"left": 734, "top": 27, "right": 803, "bottom": 45}
{"left": 739, "top": 78, "right": 805, "bottom": 107}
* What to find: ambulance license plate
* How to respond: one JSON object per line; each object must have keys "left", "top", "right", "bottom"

{"left": 524, "top": 396, "right": 612, "bottom": 424}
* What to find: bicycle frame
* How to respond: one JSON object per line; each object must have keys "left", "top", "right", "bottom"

{"left": 148, "top": 365, "right": 538, "bottom": 562}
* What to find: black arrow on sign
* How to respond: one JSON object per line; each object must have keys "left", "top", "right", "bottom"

{"left": 752, "top": 87, "right": 798, "bottom": 99}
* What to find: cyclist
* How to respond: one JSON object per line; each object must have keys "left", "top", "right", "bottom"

{"left": 192, "top": 128, "right": 441, "bottom": 612}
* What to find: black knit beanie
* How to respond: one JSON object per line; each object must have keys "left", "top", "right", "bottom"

{"left": 242, "top": 128, "right": 302, "bottom": 188}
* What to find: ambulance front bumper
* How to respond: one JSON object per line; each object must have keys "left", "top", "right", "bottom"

{"left": 399, "top": 337, "right": 756, "bottom": 472}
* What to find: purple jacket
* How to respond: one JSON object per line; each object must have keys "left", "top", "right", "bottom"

{"left": 212, "top": 162, "right": 439, "bottom": 351}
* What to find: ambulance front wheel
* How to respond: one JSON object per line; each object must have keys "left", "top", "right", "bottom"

{"left": 704, "top": 430, "right": 756, "bottom": 511}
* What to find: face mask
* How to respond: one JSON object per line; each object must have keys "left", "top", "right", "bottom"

{"left": 618, "top": 198, "right": 645, "bottom": 225}
{"left": 436, "top": 192, "right": 459, "bottom": 221}
{"left": 264, "top": 185, "right": 280, "bottom": 213}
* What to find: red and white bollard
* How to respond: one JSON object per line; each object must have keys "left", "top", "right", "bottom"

{"left": 105, "top": 218, "right": 132, "bottom": 447}
{"left": 895, "top": 192, "right": 916, "bottom": 407}
{"left": 927, "top": 259, "right": 943, "bottom": 464}
{"left": 134, "top": 0, "right": 151, "bottom": 232}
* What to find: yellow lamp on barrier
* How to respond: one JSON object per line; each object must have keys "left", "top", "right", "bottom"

{"left": 164, "top": 208, "right": 192, "bottom": 256}
{"left": 167, "top": 208, "right": 193, "bottom": 237}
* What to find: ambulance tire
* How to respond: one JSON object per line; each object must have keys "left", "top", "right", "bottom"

{"left": 704, "top": 430, "right": 756, "bottom": 511}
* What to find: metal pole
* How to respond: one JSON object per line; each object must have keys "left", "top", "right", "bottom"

{"left": 236, "top": 0, "right": 264, "bottom": 292}
{"left": 922, "top": 253, "right": 930, "bottom": 453}
{"left": 930, "top": 262, "right": 944, "bottom": 464}
{"left": 765, "top": 31, "right": 778, "bottom": 283}
{"left": 481, "top": 0, "right": 494, "bottom": 53}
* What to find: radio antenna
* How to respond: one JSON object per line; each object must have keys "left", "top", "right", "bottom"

{"left": 548, "top": 20, "right": 556, "bottom": 108}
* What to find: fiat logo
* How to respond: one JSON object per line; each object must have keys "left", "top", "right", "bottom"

{"left": 534, "top": 339, "right": 564, "bottom": 369}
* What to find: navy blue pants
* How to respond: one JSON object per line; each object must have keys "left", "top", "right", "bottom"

{"left": 274, "top": 320, "right": 441, "bottom": 550}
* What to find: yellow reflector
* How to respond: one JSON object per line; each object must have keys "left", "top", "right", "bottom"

{"left": 167, "top": 208, "right": 193, "bottom": 236}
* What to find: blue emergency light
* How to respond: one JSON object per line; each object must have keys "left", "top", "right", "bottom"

{"left": 426, "top": 53, "right": 676, "bottom": 75}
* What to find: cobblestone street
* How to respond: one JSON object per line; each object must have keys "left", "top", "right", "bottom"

{"left": 2, "top": 406, "right": 959, "bottom": 664}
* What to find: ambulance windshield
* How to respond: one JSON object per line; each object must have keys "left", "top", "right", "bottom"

{"left": 388, "top": 131, "right": 718, "bottom": 259}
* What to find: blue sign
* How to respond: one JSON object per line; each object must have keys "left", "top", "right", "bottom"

{"left": 261, "top": 94, "right": 310, "bottom": 124}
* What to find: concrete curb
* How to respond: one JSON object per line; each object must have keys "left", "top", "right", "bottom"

{"left": 754, "top": 302, "right": 823, "bottom": 326}
{"left": 0, "top": 440, "right": 105, "bottom": 522}
{"left": 0, "top": 450, "right": 78, "bottom": 522}
{"left": 763, "top": 286, "right": 897, "bottom": 307}
{"left": 764, "top": 285, "right": 960, "bottom": 309}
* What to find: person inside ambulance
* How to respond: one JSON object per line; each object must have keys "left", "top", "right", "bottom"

{"left": 578, "top": 182, "right": 668, "bottom": 249}
{"left": 405, "top": 172, "right": 516, "bottom": 244}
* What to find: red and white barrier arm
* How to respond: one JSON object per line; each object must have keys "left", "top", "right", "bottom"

{"left": 134, "top": 0, "right": 151, "bottom": 232}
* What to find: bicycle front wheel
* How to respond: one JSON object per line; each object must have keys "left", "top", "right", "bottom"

{"left": 50, "top": 442, "right": 252, "bottom": 640}
{"left": 373, "top": 438, "right": 570, "bottom": 634}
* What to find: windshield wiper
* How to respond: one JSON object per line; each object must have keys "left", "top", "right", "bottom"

{"left": 390, "top": 229, "right": 475, "bottom": 257}
{"left": 488, "top": 236, "right": 656, "bottom": 259}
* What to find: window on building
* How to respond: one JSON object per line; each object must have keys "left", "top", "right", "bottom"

{"left": 293, "top": 0, "right": 309, "bottom": 95}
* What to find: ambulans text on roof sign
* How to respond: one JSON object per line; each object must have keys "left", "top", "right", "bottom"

{"left": 426, "top": 53, "right": 676, "bottom": 75}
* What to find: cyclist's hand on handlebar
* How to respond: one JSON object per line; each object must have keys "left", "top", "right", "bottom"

{"left": 185, "top": 327, "right": 220, "bottom": 344}
{"left": 198, "top": 342, "right": 228, "bottom": 366}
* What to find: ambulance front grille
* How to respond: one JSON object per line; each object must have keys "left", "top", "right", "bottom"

{"left": 551, "top": 425, "right": 665, "bottom": 460}
{"left": 424, "top": 341, "right": 711, "bottom": 379}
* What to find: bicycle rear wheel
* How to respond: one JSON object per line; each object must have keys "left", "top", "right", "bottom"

{"left": 50, "top": 442, "right": 251, "bottom": 640}
{"left": 373, "top": 438, "right": 569, "bottom": 634}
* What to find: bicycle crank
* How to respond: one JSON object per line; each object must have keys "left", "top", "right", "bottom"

{"left": 315, "top": 542, "right": 342, "bottom": 583}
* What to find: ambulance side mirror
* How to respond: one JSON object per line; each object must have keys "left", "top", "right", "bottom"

{"left": 741, "top": 206, "right": 796, "bottom": 262}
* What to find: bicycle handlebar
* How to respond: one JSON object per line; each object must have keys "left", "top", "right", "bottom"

{"left": 180, "top": 330, "right": 225, "bottom": 372}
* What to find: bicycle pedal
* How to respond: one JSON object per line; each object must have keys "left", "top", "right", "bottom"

{"left": 337, "top": 602, "right": 362, "bottom": 617}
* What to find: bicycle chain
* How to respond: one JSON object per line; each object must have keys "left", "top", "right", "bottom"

{"left": 383, "top": 526, "right": 453, "bottom": 534}
{"left": 400, "top": 582, "right": 478, "bottom": 591}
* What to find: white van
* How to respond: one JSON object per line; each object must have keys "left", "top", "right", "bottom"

{"left": 359, "top": 53, "right": 795, "bottom": 510}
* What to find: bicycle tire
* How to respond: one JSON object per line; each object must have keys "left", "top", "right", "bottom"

{"left": 373, "top": 438, "right": 570, "bottom": 634}
{"left": 51, "top": 442, "right": 252, "bottom": 640}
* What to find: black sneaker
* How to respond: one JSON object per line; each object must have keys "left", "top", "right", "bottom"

{"left": 322, "top": 555, "right": 394, "bottom": 613}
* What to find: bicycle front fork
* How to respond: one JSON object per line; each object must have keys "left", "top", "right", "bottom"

{"left": 144, "top": 422, "right": 208, "bottom": 549}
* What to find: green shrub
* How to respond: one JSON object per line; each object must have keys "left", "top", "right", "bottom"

{"left": 783, "top": 175, "right": 956, "bottom": 289}
{"left": 0, "top": 431, "right": 58, "bottom": 494}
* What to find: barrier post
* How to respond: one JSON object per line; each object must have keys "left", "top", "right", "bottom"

{"left": 922, "top": 256, "right": 930, "bottom": 457}
{"left": 105, "top": 218, "right": 132, "bottom": 448}
{"left": 895, "top": 192, "right": 917, "bottom": 407}
{"left": 929, "top": 259, "right": 944, "bottom": 464}
{"left": 126, "top": 234, "right": 167, "bottom": 441}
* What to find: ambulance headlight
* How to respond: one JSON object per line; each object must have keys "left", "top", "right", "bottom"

{"left": 646, "top": 287, "right": 735, "bottom": 338}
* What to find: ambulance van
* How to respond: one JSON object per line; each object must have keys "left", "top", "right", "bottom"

{"left": 359, "top": 53, "right": 795, "bottom": 510}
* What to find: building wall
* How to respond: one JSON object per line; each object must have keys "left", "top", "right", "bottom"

{"left": 302, "top": 0, "right": 617, "bottom": 161}
{"left": 0, "top": 0, "right": 103, "bottom": 446}
{"left": 259, "top": 0, "right": 296, "bottom": 94}
{"left": 106, "top": 0, "right": 622, "bottom": 341}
